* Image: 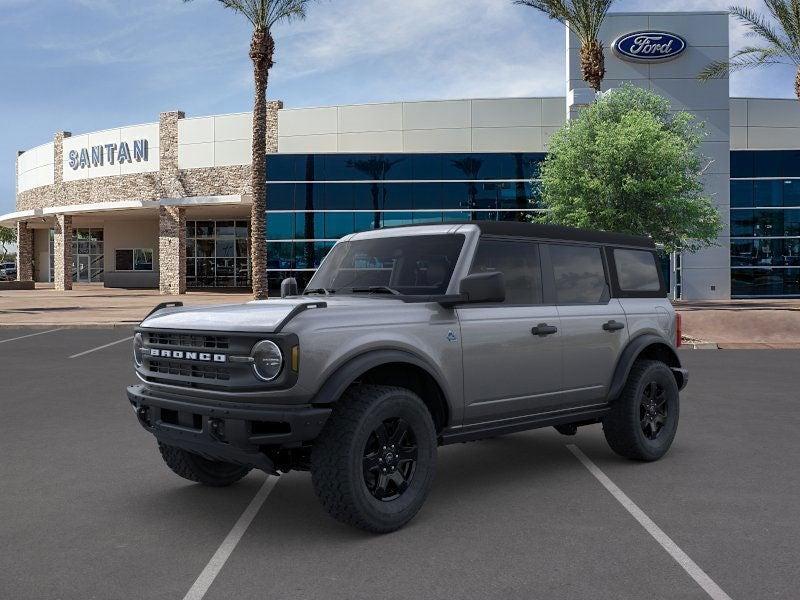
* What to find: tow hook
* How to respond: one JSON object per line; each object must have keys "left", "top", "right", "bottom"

{"left": 136, "top": 406, "right": 151, "bottom": 427}
{"left": 209, "top": 418, "right": 226, "bottom": 441}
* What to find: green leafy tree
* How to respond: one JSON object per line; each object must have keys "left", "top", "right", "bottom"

{"left": 0, "top": 226, "right": 16, "bottom": 263}
{"left": 183, "top": 0, "right": 316, "bottom": 299}
{"left": 515, "top": 0, "right": 615, "bottom": 92}
{"left": 536, "top": 84, "right": 722, "bottom": 253}
{"left": 699, "top": 2, "right": 800, "bottom": 100}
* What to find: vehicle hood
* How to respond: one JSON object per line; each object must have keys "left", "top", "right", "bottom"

{"left": 139, "top": 296, "right": 413, "bottom": 333}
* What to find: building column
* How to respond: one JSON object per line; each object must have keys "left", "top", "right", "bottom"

{"left": 159, "top": 205, "right": 186, "bottom": 295}
{"left": 53, "top": 214, "right": 73, "bottom": 291}
{"left": 16, "top": 221, "right": 33, "bottom": 282}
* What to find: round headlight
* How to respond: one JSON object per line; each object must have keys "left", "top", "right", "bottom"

{"left": 252, "top": 340, "right": 283, "bottom": 381}
{"left": 133, "top": 332, "right": 144, "bottom": 367}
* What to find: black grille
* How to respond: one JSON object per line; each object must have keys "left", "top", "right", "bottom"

{"left": 146, "top": 332, "right": 230, "bottom": 351}
{"left": 148, "top": 359, "right": 231, "bottom": 382}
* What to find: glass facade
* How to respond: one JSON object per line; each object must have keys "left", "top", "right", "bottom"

{"left": 731, "top": 151, "right": 800, "bottom": 297}
{"left": 186, "top": 220, "right": 251, "bottom": 288}
{"left": 265, "top": 153, "right": 546, "bottom": 292}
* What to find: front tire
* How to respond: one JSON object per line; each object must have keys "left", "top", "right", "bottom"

{"left": 158, "top": 443, "right": 251, "bottom": 487}
{"left": 311, "top": 384, "right": 438, "bottom": 533}
{"left": 602, "top": 360, "right": 680, "bottom": 461}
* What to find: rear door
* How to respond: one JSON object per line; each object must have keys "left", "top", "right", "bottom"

{"left": 458, "top": 237, "right": 563, "bottom": 425}
{"left": 543, "top": 243, "right": 628, "bottom": 405}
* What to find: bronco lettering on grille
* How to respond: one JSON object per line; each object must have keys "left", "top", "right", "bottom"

{"left": 148, "top": 348, "right": 227, "bottom": 363}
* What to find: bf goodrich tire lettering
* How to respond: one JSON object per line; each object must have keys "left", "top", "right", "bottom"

{"left": 310, "top": 385, "right": 437, "bottom": 533}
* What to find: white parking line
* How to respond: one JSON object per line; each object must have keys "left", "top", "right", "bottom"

{"left": 183, "top": 476, "right": 278, "bottom": 600}
{"left": 0, "top": 329, "right": 63, "bottom": 345}
{"left": 567, "top": 444, "right": 733, "bottom": 600}
{"left": 68, "top": 335, "right": 134, "bottom": 359}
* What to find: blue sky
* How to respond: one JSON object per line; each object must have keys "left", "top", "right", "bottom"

{"left": 1, "top": 0, "right": 796, "bottom": 215}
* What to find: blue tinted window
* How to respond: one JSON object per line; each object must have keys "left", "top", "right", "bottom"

{"left": 730, "top": 151, "right": 754, "bottom": 178}
{"left": 266, "top": 155, "right": 296, "bottom": 181}
{"left": 266, "top": 213, "right": 294, "bottom": 240}
{"left": 324, "top": 183, "right": 354, "bottom": 210}
{"left": 783, "top": 180, "right": 800, "bottom": 207}
{"left": 442, "top": 183, "right": 469, "bottom": 209}
{"left": 732, "top": 268, "right": 800, "bottom": 296}
{"left": 518, "top": 153, "right": 546, "bottom": 179}
{"left": 294, "top": 183, "right": 325, "bottom": 211}
{"left": 786, "top": 210, "right": 800, "bottom": 235}
{"left": 266, "top": 184, "right": 295, "bottom": 210}
{"left": 267, "top": 242, "right": 294, "bottom": 269}
{"left": 730, "top": 181, "right": 753, "bottom": 208}
{"left": 355, "top": 211, "right": 380, "bottom": 232}
{"left": 731, "top": 210, "right": 754, "bottom": 237}
{"left": 754, "top": 151, "right": 783, "bottom": 177}
{"left": 444, "top": 154, "right": 486, "bottom": 180}
{"left": 443, "top": 211, "right": 471, "bottom": 221}
{"left": 412, "top": 155, "right": 442, "bottom": 180}
{"left": 781, "top": 150, "right": 800, "bottom": 177}
{"left": 325, "top": 212, "right": 354, "bottom": 239}
{"left": 413, "top": 212, "right": 443, "bottom": 224}
{"left": 754, "top": 180, "right": 783, "bottom": 207}
{"left": 353, "top": 183, "right": 380, "bottom": 210}
{"left": 382, "top": 183, "right": 413, "bottom": 210}
{"left": 382, "top": 212, "right": 414, "bottom": 228}
{"left": 295, "top": 212, "right": 324, "bottom": 240}
{"left": 412, "top": 182, "right": 443, "bottom": 209}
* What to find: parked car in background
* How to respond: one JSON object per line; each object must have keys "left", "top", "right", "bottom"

{"left": 0, "top": 262, "right": 16, "bottom": 281}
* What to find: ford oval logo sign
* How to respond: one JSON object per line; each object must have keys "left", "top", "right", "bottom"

{"left": 613, "top": 31, "right": 687, "bottom": 63}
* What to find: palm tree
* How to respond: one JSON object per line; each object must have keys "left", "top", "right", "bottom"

{"left": 348, "top": 157, "right": 405, "bottom": 229}
{"left": 515, "top": 0, "right": 615, "bottom": 92}
{"left": 184, "top": 0, "right": 315, "bottom": 299}
{"left": 699, "top": 3, "right": 800, "bottom": 101}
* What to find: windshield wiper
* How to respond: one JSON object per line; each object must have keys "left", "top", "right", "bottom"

{"left": 350, "top": 286, "right": 401, "bottom": 295}
{"left": 304, "top": 288, "right": 334, "bottom": 296}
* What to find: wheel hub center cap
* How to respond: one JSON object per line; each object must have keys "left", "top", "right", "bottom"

{"left": 385, "top": 452, "right": 396, "bottom": 464}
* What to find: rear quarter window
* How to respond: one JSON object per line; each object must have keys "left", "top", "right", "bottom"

{"left": 613, "top": 249, "right": 662, "bottom": 293}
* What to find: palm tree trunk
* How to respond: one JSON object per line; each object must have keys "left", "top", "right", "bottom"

{"left": 580, "top": 40, "right": 605, "bottom": 92}
{"left": 796, "top": 68, "right": 800, "bottom": 102}
{"left": 249, "top": 29, "right": 274, "bottom": 300}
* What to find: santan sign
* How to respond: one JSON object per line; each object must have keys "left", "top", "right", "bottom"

{"left": 613, "top": 31, "right": 687, "bottom": 62}
{"left": 68, "top": 139, "right": 149, "bottom": 170}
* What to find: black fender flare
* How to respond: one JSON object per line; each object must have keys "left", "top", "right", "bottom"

{"left": 606, "top": 334, "right": 685, "bottom": 402}
{"left": 311, "top": 348, "right": 452, "bottom": 410}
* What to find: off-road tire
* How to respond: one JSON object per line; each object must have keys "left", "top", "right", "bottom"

{"left": 158, "top": 443, "right": 251, "bottom": 487}
{"left": 311, "top": 384, "right": 437, "bottom": 533}
{"left": 603, "top": 360, "right": 680, "bottom": 461}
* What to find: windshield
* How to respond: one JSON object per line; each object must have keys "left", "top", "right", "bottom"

{"left": 306, "top": 234, "right": 465, "bottom": 296}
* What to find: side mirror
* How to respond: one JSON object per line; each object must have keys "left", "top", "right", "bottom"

{"left": 280, "top": 277, "right": 299, "bottom": 298}
{"left": 458, "top": 272, "right": 505, "bottom": 304}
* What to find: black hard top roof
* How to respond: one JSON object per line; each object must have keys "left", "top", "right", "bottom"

{"left": 454, "top": 221, "right": 656, "bottom": 248}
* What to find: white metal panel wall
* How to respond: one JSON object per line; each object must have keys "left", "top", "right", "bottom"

{"left": 178, "top": 113, "right": 252, "bottom": 169}
{"left": 17, "top": 142, "right": 55, "bottom": 193}
{"left": 62, "top": 123, "right": 159, "bottom": 182}
{"left": 730, "top": 98, "right": 800, "bottom": 150}
{"left": 276, "top": 98, "right": 562, "bottom": 154}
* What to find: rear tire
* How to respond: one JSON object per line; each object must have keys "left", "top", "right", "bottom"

{"left": 603, "top": 360, "right": 679, "bottom": 461}
{"left": 311, "top": 384, "right": 437, "bottom": 533}
{"left": 158, "top": 443, "right": 251, "bottom": 487}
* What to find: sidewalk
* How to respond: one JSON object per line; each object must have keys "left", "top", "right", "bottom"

{"left": 0, "top": 284, "right": 252, "bottom": 328}
{"left": 675, "top": 299, "right": 800, "bottom": 349}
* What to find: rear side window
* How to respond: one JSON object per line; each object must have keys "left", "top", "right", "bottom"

{"left": 470, "top": 239, "right": 542, "bottom": 305}
{"left": 549, "top": 245, "right": 608, "bottom": 304}
{"left": 614, "top": 249, "right": 661, "bottom": 292}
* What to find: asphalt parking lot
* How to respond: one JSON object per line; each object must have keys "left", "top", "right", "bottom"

{"left": 1, "top": 328, "right": 798, "bottom": 600}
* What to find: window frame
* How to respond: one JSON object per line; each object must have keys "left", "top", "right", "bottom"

{"left": 606, "top": 246, "right": 667, "bottom": 298}
{"left": 114, "top": 248, "right": 154, "bottom": 272}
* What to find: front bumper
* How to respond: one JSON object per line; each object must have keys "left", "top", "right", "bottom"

{"left": 127, "top": 384, "right": 331, "bottom": 473}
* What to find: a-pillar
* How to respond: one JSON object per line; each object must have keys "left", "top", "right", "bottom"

{"left": 159, "top": 205, "right": 186, "bottom": 295}
{"left": 15, "top": 221, "right": 34, "bottom": 282}
{"left": 53, "top": 214, "right": 73, "bottom": 291}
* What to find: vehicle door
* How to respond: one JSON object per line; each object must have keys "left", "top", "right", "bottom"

{"left": 458, "top": 237, "right": 563, "bottom": 425}
{"left": 543, "top": 243, "right": 629, "bottom": 406}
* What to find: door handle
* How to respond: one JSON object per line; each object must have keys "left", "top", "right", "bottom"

{"left": 603, "top": 320, "right": 625, "bottom": 332}
{"left": 532, "top": 323, "right": 558, "bottom": 337}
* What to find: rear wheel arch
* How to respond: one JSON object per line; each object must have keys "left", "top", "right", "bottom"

{"left": 311, "top": 349, "right": 451, "bottom": 432}
{"left": 608, "top": 335, "right": 683, "bottom": 402}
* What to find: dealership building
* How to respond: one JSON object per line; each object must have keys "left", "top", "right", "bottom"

{"left": 4, "top": 10, "right": 800, "bottom": 299}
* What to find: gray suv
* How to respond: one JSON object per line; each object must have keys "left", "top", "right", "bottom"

{"left": 128, "top": 222, "right": 687, "bottom": 532}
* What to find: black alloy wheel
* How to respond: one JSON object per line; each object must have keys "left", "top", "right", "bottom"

{"left": 362, "top": 418, "right": 418, "bottom": 501}
{"left": 640, "top": 381, "right": 668, "bottom": 440}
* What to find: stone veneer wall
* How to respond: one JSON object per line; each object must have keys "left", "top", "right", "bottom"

{"left": 158, "top": 206, "right": 186, "bottom": 295}
{"left": 53, "top": 214, "right": 73, "bottom": 291}
{"left": 15, "top": 222, "right": 33, "bottom": 281}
